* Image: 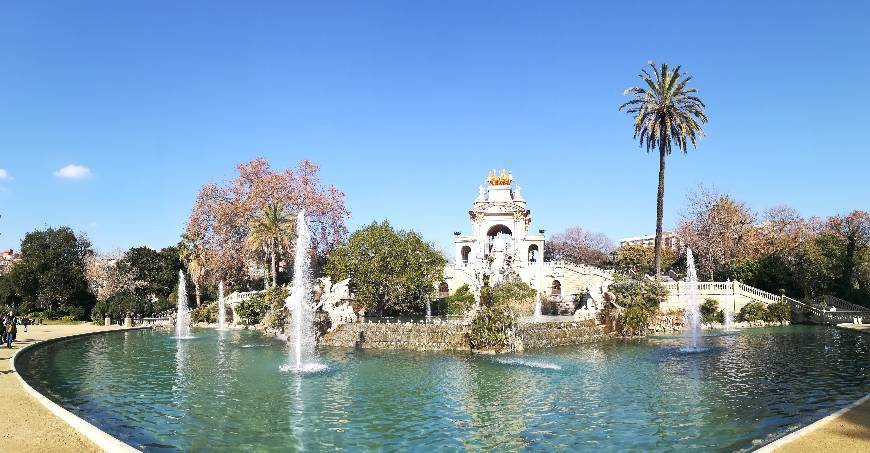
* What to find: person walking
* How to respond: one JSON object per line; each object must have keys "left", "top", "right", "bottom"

{"left": 4, "top": 313, "right": 16, "bottom": 348}
{"left": 22, "top": 316, "right": 29, "bottom": 332}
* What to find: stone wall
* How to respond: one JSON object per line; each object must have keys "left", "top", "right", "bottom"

{"left": 516, "top": 320, "right": 607, "bottom": 350}
{"left": 319, "top": 322, "right": 472, "bottom": 352}
{"left": 320, "top": 320, "right": 609, "bottom": 352}
{"left": 647, "top": 310, "right": 789, "bottom": 334}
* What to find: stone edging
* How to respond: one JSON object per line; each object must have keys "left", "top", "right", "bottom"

{"left": 11, "top": 327, "right": 149, "bottom": 453}
{"left": 754, "top": 392, "right": 870, "bottom": 452}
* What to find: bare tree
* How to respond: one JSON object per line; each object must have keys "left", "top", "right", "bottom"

{"left": 546, "top": 226, "right": 615, "bottom": 266}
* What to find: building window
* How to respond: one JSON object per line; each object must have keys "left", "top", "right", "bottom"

{"left": 551, "top": 280, "right": 561, "bottom": 297}
{"left": 528, "top": 244, "right": 539, "bottom": 263}
{"left": 461, "top": 246, "right": 471, "bottom": 265}
{"left": 438, "top": 282, "right": 449, "bottom": 298}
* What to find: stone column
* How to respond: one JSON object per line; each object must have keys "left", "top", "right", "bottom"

{"left": 732, "top": 280, "right": 738, "bottom": 314}
{"left": 124, "top": 316, "right": 132, "bottom": 327}
{"left": 104, "top": 317, "right": 111, "bottom": 326}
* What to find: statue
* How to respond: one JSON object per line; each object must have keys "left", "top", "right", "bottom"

{"left": 486, "top": 168, "right": 514, "bottom": 186}
{"left": 317, "top": 277, "right": 355, "bottom": 331}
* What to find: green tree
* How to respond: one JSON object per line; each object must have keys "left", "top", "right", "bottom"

{"left": 700, "top": 298, "right": 723, "bottom": 326}
{"left": 765, "top": 302, "right": 791, "bottom": 324}
{"left": 613, "top": 244, "right": 678, "bottom": 277}
{"left": 620, "top": 62, "right": 708, "bottom": 279}
{"left": 0, "top": 274, "right": 23, "bottom": 313}
{"left": 823, "top": 212, "right": 870, "bottom": 305}
{"left": 324, "top": 221, "right": 446, "bottom": 316}
{"left": 7, "top": 227, "right": 94, "bottom": 317}
{"left": 117, "top": 246, "right": 182, "bottom": 303}
{"left": 178, "top": 235, "right": 208, "bottom": 307}
{"left": 246, "top": 203, "right": 294, "bottom": 288}
{"left": 446, "top": 284, "right": 475, "bottom": 315}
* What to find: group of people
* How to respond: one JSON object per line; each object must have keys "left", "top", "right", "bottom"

{"left": 1, "top": 313, "right": 30, "bottom": 348}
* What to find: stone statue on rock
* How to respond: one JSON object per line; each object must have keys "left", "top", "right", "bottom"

{"left": 317, "top": 277, "right": 356, "bottom": 331}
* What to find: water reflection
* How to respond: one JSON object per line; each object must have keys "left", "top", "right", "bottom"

{"left": 17, "top": 326, "right": 870, "bottom": 452}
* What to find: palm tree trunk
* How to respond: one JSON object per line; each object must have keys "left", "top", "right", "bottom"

{"left": 271, "top": 246, "right": 278, "bottom": 288}
{"left": 654, "top": 145, "right": 666, "bottom": 280}
{"left": 194, "top": 280, "right": 201, "bottom": 307}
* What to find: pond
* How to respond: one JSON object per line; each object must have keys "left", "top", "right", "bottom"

{"left": 18, "top": 325, "right": 870, "bottom": 451}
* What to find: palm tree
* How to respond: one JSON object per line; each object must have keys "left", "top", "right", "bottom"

{"left": 178, "top": 236, "right": 206, "bottom": 307}
{"left": 247, "top": 203, "right": 295, "bottom": 287}
{"left": 620, "top": 62, "right": 708, "bottom": 279}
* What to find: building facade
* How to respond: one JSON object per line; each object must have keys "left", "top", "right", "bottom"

{"left": 442, "top": 170, "right": 613, "bottom": 309}
{"left": 0, "top": 249, "right": 20, "bottom": 275}
{"left": 619, "top": 232, "right": 683, "bottom": 250}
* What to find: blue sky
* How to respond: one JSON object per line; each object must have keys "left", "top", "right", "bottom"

{"left": 1, "top": 1, "right": 868, "bottom": 255}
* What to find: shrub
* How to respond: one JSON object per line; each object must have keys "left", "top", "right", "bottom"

{"left": 617, "top": 305, "right": 652, "bottom": 336}
{"left": 67, "top": 306, "right": 87, "bottom": 321}
{"left": 235, "top": 293, "right": 268, "bottom": 325}
{"left": 262, "top": 286, "right": 289, "bottom": 330}
{"left": 431, "top": 297, "right": 448, "bottom": 315}
{"left": 192, "top": 303, "right": 216, "bottom": 324}
{"left": 700, "top": 298, "right": 724, "bottom": 325}
{"left": 469, "top": 306, "right": 518, "bottom": 352}
{"left": 492, "top": 278, "right": 537, "bottom": 315}
{"left": 446, "top": 284, "right": 475, "bottom": 316}
{"left": 607, "top": 279, "right": 669, "bottom": 336}
{"left": 27, "top": 312, "right": 47, "bottom": 321}
{"left": 765, "top": 302, "right": 791, "bottom": 324}
{"left": 609, "top": 280, "right": 668, "bottom": 311}
{"left": 91, "top": 291, "right": 151, "bottom": 321}
{"left": 479, "top": 275, "right": 493, "bottom": 307}
{"left": 739, "top": 301, "right": 768, "bottom": 322}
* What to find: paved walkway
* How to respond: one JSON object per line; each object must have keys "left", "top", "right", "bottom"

{"left": 838, "top": 323, "right": 870, "bottom": 334}
{"left": 1, "top": 323, "right": 129, "bottom": 453}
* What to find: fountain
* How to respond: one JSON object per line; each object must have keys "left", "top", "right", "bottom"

{"left": 218, "top": 281, "right": 226, "bottom": 330}
{"left": 175, "top": 270, "right": 192, "bottom": 339}
{"left": 723, "top": 284, "right": 736, "bottom": 331}
{"left": 425, "top": 298, "right": 432, "bottom": 320}
{"left": 682, "top": 248, "right": 703, "bottom": 352}
{"left": 280, "top": 209, "right": 325, "bottom": 373}
{"left": 533, "top": 295, "right": 542, "bottom": 320}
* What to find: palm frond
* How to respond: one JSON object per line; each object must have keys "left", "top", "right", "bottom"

{"left": 620, "top": 62, "right": 707, "bottom": 154}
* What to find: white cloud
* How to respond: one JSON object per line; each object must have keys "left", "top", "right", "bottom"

{"left": 0, "top": 168, "right": 10, "bottom": 180}
{"left": 54, "top": 164, "right": 92, "bottom": 180}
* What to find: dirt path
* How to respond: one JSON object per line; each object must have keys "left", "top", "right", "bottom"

{"left": 1, "top": 324, "right": 130, "bottom": 453}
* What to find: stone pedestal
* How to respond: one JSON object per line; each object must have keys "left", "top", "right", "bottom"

{"left": 124, "top": 317, "right": 132, "bottom": 327}
{"left": 104, "top": 317, "right": 111, "bottom": 326}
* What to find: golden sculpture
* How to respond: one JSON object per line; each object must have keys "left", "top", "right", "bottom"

{"left": 487, "top": 168, "right": 513, "bottom": 185}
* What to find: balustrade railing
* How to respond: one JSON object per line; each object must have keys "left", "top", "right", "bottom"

{"left": 736, "top": 282, "right": 781, "bottom": 304}
{"left": 814, "top": 295, "right": 868, "bottom": 312}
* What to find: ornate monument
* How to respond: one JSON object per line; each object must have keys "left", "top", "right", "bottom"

{"left": 443, "top": 170, "right": 613, "bottom": 314}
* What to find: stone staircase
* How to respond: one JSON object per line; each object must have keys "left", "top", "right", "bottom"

{"left": 661, "top": 280, "right": 870, "bottom": 325}
{"left": 789, "top": 295, "right": 870, "bottom": 325}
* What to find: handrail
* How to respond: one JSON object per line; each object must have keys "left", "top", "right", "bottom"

{"left": 813, "top": 295, "right": 868, "bottom": 312}
{"left": 736, "top": 282, "right": 781, "bottom": 304}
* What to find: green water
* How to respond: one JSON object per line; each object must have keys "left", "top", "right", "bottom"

{"left": 18, "top": 326, "right": 870, "bottom": 452}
